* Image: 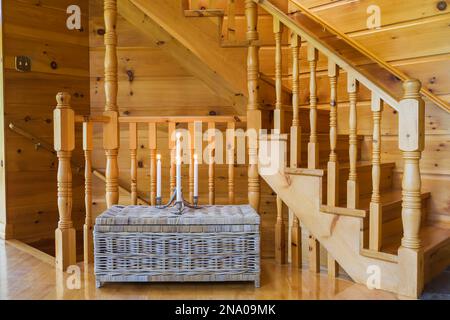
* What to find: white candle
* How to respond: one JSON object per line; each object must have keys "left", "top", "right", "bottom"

{"left": 156, "top": 154, "right": 161, "bottom": 198}
{"left": 176, "top": 133, "right": 182, "bottom": 202}
{"left": 193, "top": 154, "right": 198, "bottom": 198}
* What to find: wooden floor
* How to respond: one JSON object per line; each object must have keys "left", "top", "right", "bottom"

{"left": 0, "top": 239, "right": 398, "bottom": 300}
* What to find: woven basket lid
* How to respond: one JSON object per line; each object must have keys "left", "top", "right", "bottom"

{"left": 95, "top": 205, "right": 260, "bottom": 226}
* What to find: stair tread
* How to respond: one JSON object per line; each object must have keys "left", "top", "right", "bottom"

{"left": 286, "top": 160, "right": 394, "bottom": 176}
{"left": 358, "top": 189, "right": 431, "bottom": 211}
{"left": 382, "top": 225, "right": 450, "bottom": 255}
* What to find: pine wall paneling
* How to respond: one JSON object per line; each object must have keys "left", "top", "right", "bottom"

{"left": 1, "top": 0, "right": 90, "bottom": 252}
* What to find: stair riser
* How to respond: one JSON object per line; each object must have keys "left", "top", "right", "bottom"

{"left": 362, "top": 199, "right": 429, "bottom": 250}
{"left": 322, "top": 165, "right": 394, "bottom": 205}
{"left": 261, "top": 108, "right": 331, "bottom": 134}
{"left": 293, "top": 136, "right": 362, "bottom": 166}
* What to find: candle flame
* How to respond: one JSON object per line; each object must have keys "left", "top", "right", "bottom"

{"left": 193, "top": 154, "right": 198, "bottom": 160}
{"left": 157, "top": 154, "right": 161, "bottom": 160}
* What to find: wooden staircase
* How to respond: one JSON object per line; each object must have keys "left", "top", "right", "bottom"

{"left": 170, "top": 0, "right": 449, "bottom": 298}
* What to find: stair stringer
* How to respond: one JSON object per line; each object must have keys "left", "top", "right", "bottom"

{"left": 260, "top": 169, "right": 400, "bottom": 294}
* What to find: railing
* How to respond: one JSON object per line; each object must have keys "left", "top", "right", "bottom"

{"left": 247, "top": 0, "right": 426, "bottom": 292}
{"left": 52, "top": 0, "right": 257, "bottom": 271}
{"left": 54, "top": 90, "right": 247, "bottom": 268}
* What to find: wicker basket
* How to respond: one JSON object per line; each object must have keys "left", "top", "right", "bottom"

{"left": 94, "top": 205, "right": 260, "bottom": 288}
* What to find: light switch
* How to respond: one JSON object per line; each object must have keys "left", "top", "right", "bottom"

{"left": 15, "top": 56, "right": 31, "bottom": 72}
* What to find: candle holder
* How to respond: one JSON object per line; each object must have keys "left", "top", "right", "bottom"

{"left": 156, "top": 188, "right": 201, "bottom": 215}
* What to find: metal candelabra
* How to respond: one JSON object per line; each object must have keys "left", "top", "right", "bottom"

{"left": 156, "top": 188, "right": 200, "bottom": 215}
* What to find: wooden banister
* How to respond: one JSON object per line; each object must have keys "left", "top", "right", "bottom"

{"left": 254, "top": 0, "right": 400, "bottom": 110}
{"left": 118, "top": 115, "right": 246, "bottom": 123}
{"left": 287, "top": 0, "right": 450, "bottom": 114}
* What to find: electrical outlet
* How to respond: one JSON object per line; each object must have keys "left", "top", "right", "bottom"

{"left": 15, "top": 56, "right": 31, "bottom": 72}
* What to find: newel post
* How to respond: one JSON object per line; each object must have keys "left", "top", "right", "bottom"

{"left": 54, "top": 92, "right": 76, "bottom": 271}
{"left": 104, "top": 0, "right": 120, "bottom": 207}
{"left": 245, "top": 0, "right": 261, "bottom": 212}
{"left": 397, "top": 79, "right": 425, "bottom": 298}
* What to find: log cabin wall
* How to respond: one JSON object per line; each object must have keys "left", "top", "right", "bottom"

{"left": 0, "top": 0, "right": 90, "bottom": 249}
{"left": 0, "top": 8, "right": 6, "bottom": 239}
{"left": 290, "top": 0, "right": 450, "bottom": 225}
{"left": 88, "top": 0, "right": 279, "bottom": 258}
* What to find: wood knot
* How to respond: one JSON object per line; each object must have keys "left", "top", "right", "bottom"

{"left": 437, "top": 1, "right": 447, "bottom": 11}
{"left": 126, "top": 70, "right": 134, "bottom": 82}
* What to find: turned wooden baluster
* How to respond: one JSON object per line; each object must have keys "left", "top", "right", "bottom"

{"left": 347, "top": 75, "right": 359, "bottom": 209}
{"left": 273, "top": 17, "right": 284, "bottom": 133}
{"left": 273, "top": 18, "right": 287, "bottom": 264}
{"left": 227, "top": 0, "right": 236, "bottom": 42}
{"left": 104, "top": 0, "right": 120, "bottom": 208}
{"left": 245, "top": 0, "right": 261, "bottom": 211}
{"left": 83, "top": 121, "right": 94, "bottom": 264}
{"left": 208, "top": 122, "right": 216, "bottom": 205}
{"left": 327, "top": 61, "right": 340, "bottom": 277}
{"left": 327, "top": 61, "right": 339, "bottom": 206}
{"left": 309, "top": 234, "right": 320, "bottom": 273}
{"left": 289, "top": 32, "right": 302, "bottom": 268}
{"left": 275, "top": 196, "right": 286, "bottom": 264}
{"left": 308, "top": 44, "right": 319, "bottom": 169}
{"left": 291, "top": 215, "right": 302, "bottom": 268}
{"left": 327, "top": 59, "right": 339, "bottom": 278}
{"left": 129, "top": 123, "right": 138, "bottom": 205}
{"left": 398, "top": 79, "right": 425, "bottom": 297}
{"left": 290, "top": 32, "right": 301, "bottom": 168}
{"left": 369, "top": 93, "right": 383, "bottom": 251}
{"left": 149, "top": 123, "right": 157, "bottom": 205}
{"left": 227, "top": 122, "right": 235, "bottom": 204}
{"left": 168, "top": 122, "right": 176, "bottom": 192}
{"left": 54, "top": 92, "right": 76, "bottom": 271}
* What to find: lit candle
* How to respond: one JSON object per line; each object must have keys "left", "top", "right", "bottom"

{"left": 193, "top": 154, "right": 198, "bottom": 199}
{"left": 176, "top": 133, "right": 182, "bottom": 202}
{"left": 156, "top": 154, "right": 161, "bottom": 199}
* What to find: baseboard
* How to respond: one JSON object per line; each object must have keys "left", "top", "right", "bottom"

{"left": 0, "top": 222, "right": 12, "bottom": 240}
{"left": 6, "top": 239, "right": 55, "bottom": 265}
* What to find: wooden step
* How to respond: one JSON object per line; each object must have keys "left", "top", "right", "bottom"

{"left": 380, "top": 225, "right": 450, "bottom": 284}
{"left": 360, "top": 189, "right": 430, "bottom": 249}
{"left": 382, "top": 225, "right": 449, "bottom": 256}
